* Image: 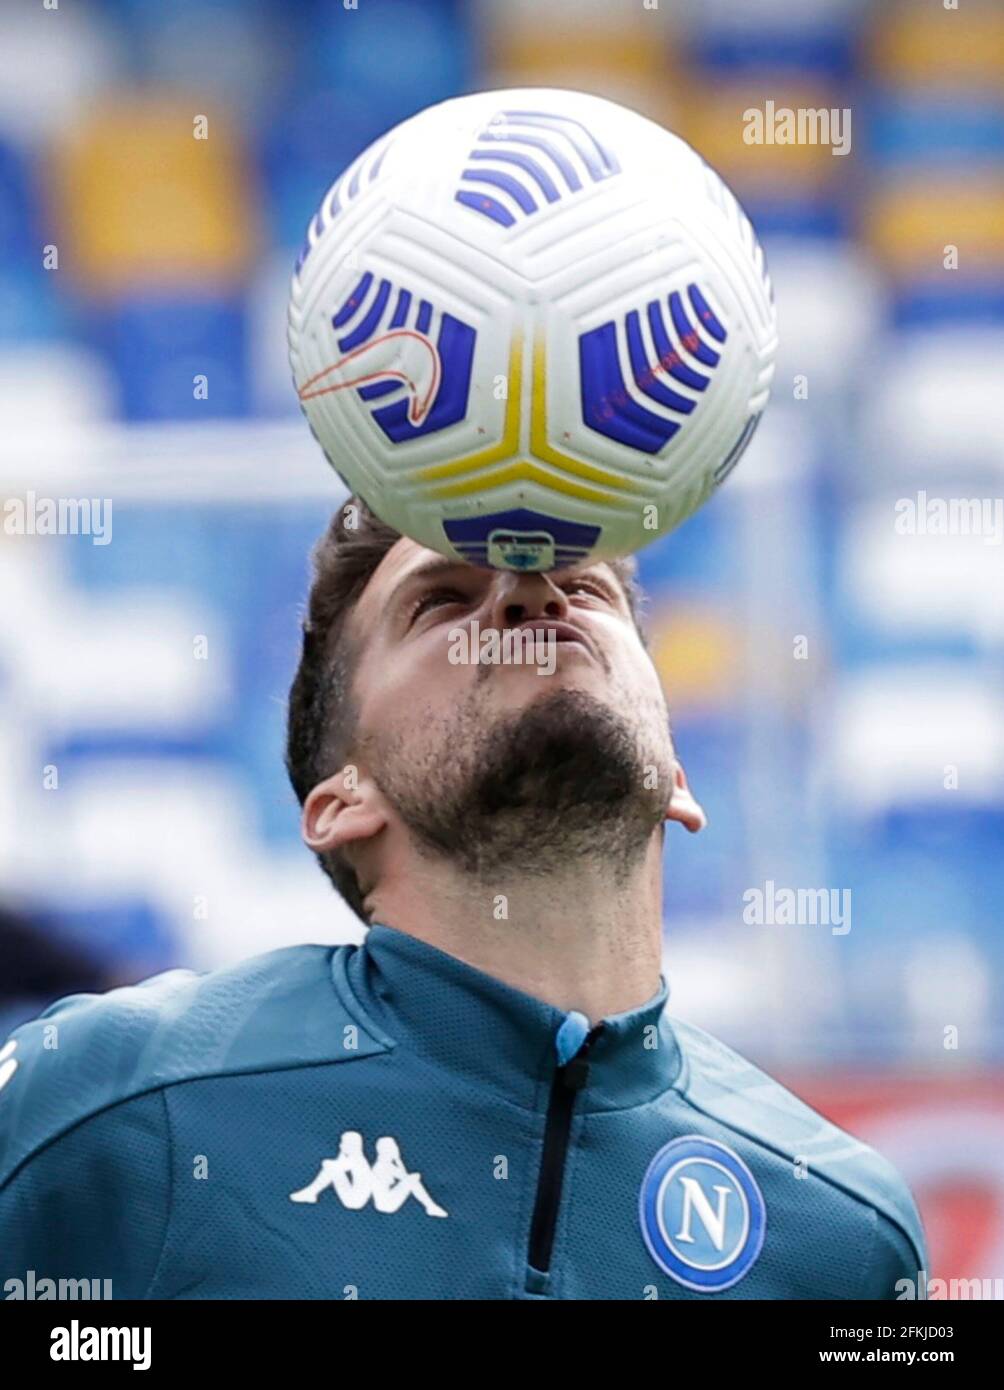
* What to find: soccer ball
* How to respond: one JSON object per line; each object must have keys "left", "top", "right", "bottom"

{"left": 288, "top": 88, "right": 777, "bottom": 573}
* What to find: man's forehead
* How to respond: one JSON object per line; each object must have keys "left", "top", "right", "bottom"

{"left": 352, "top": 535, "right": 442, "bottom": 629}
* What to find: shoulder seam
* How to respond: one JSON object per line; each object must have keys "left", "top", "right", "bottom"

{"left": 875, "top": 1206, "right": 926, "bottom": 1283}
{"left": 862, "top": 1202, "right": 880, "bottom": 1300}
{"left": 143, "top": 1087, "right": 174, "bottom": 1301}
{"left": 673, "top": 1084, "right": 922, "bottom": 1258}
{"left": 0, "top": 1051, "right": 381, "bottom": 1196}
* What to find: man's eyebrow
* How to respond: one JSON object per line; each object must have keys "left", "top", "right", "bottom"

{"left": 388, "top": 556, "right": 479, "bottom": 609}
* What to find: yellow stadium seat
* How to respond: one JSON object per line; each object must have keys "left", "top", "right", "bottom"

{"left": 870, "top": 1, "right": 1004, "bottom": 88}
{"left": 650, "top": 601, "right": 741, "bottom": 713}
{"left": 668, "top": 79, "right": 853, "bottom": 195}
{"left": 49, "top": 95, "right": 258, "bottom": 295}
{"left": 865, "top": 180, "right": 1004, "bottom": 274}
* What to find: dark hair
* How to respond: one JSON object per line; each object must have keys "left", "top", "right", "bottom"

{"left": 285, "top": 495, "right": 649, "bottom": 921}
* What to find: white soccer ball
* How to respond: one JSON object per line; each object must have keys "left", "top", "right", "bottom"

{"left": 289, "top": 88, "right": 778, "bottom": 572}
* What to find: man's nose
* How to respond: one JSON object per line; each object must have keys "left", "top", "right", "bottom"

{"left": 488, "top": 572, "right": 570, "bottom": 628}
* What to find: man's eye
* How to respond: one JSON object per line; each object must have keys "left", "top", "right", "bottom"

{"left": 562, "top": 578, "right": 613, "bottom": 601}
{"left": 408, "top": 588, "right": 468, "bottom": 624}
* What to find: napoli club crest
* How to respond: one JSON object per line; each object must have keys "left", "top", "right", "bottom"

{"left": 639, "top": 1136, "right": 766, "bottom": 1292}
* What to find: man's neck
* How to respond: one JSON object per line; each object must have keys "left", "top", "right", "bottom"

{"left": 364, "top": 835, "right": 665, "bottom": 1025}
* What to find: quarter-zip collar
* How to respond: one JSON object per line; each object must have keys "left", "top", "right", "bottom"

{"left": 334, "top": 922, "right": 681, "bottom": 1113}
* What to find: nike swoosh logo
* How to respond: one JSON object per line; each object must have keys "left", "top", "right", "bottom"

{"left": 296, "top": 330, "right": 441, "bottom": 425}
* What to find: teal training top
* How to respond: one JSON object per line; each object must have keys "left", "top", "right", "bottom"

{"left": 0, "top": 923, "right": 926, "bottom": 1300}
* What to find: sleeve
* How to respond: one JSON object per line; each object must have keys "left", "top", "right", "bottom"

{"left": 0, "top": 1090, "right": 171, "bottom": 1300}
{"left": 867, "top": 1205, "right": 929, "bottom": 1301}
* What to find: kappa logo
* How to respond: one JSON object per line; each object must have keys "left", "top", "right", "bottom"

{"left": 289, "top": 1131, "right": 448, "bottom": 1218}
{"left": 0, "top": 1039, "right": 18, "bottom": 1092}
{"left": 639, "top": 1136, "right": 766, "bottom": 1292}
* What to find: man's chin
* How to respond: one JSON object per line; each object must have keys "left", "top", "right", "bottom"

{"left": 476, "top": 684, "right": 653, "bottom": 799}
{"left": 376, "top": 682, "right": 671, "bottom": 876}
{"left": 477, "top": 643, "right": 608, "bottom": 699}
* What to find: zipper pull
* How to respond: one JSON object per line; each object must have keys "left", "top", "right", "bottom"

{"left": 560, "top": 1023, "right": 604, "bottom": 1092}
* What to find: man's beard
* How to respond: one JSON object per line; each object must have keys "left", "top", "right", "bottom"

{"left": 366, "top": 686, "right": 672, "bottom": 884}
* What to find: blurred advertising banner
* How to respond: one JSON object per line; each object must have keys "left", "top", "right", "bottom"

{"left": 793, "top": 1073, "right": 1004, "bottom": 1299}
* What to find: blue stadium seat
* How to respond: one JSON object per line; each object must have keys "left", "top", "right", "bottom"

{"left": 91, "top": 297, "right": 249, "bottom": 420}
{"left": 41, "top": 897, "right": 178, "bottom": 971}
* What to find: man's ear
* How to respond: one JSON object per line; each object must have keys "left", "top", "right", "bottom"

{"left": 664, "top": 761, "right": 707, "bottom": 834}
{"left": 302, "top": 766, "right": 387, "bottom": 855}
